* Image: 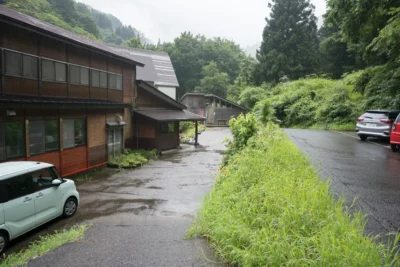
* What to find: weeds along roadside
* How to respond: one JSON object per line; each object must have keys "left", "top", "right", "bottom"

{"left": 189, "top": 113, "right": 400, "bottom": 266}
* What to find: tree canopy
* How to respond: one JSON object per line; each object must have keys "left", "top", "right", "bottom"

{"left": 254, "top": 0, "right": 319, "bottom": 84}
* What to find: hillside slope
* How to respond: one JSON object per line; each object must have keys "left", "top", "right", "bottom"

{"left": 2, "top": 0, "right": 150, "bottom": 45}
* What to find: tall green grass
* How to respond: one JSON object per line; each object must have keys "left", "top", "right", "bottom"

{"left": 189, "top": 124, "right": 399, "bottom": 266}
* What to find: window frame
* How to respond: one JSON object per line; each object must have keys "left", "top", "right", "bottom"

{"left": 62, "top": 118, "right": 87, "bottom": 150}
{"left": 4, "top": 121, "right": 26, "bottom": 159}
{"left": 4, "top": 49, "right": 39, "bottom": 80}
{"left": 41, "top": 57, "right": 67, "bottom": 83}
{"left": 28, "top": 120, "right": 60, "bottom": 156}
{"left": 108, "top": 72, "right": 123, "bottom": 90}
{"left": 159, "top": 122, "right": 176, "bottom": 135}
{"left": 69, "top": 64, "right": 90, "bottom": 86}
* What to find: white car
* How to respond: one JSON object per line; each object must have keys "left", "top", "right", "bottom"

{"left": 0, "top": 161, "right": 79, "bottom": 254}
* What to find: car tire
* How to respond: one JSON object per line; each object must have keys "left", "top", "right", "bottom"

{"left": 63, "top": 197, "right": 78, "bottom": 218}
{"left": 391, "top": 144, "right": 400, "bottom": 152}
{"left": 0, "top": 232, "right": 8, "bottom": 254}
{"left": 359, "top": 135, "right": 367, "bottom": 141}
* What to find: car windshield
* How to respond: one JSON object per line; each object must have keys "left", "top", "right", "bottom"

{"left": 361, "top": 112, "right": 388, "bottom": 120}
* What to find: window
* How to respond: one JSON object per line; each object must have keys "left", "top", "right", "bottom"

{"left": 80, "top": 67, "right": 89, "bottom": 85}
{"left": 5, "top": 122, "right": 25, "bottom": 158}
{"left": 5, "top": 50, "right": 22, "bottom": 76}
{"left": 23, "top": 55, "right": 39, "bottom": 78}
{"left": 117, "top": 75, "right": 123, "bottom": 90}
{"left": 29, "top": 120, "right": 59, "bottom": 155}
{"left": 63, "top": 119, "right": 86, "bottom": 149}
{"left": 0, "top": 122, "right": 5, "bottom": 161}
{"left": 55, "top": 62, "right": 66, "bottom": 82}
{"left": 159, "top": 122, "right": 175, "bottom": 134}
{"left": 91, "top": 70, "right": 108, "bottom": 88}
{"left": 91, "top": 70, "right": 100, "bottom": 87}
{"left": 31, "top": 168, "right": 56, "bottom": 191}
{"left": 69, "top": 65, "right": 89, "bottom": 85}
{"left": 5, "top": 174, "right": 33, "bottom": 201}
{"left": 41, "top": 59, "right": 66, "bottom": 82}
{"left": 69, "top": 65, "right": 80, "bottom": 84}
{"left": 5, "top": 50, "right": 38, "bottom": 79}
{"left": 100, "top": 71, "right": 108, "bottom": 88}
{"left": 109, "top": 73, "right": 123, "bottom": 90}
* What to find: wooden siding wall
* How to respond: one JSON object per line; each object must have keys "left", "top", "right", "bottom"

{"left": 0, "top": 22, "right": 136, "bottom": 104}
{"left": 157, "top": 122, "right": 179, "bottom": 151}
{"left": 0, "top": 108, "right": 127, "bottom": 176}
{"left": 136, "top": 86, "right": 177, "bottom": 109}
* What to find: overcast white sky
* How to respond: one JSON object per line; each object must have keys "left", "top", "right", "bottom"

{"left": 77, "top": 0, "right": 326, "bottom": 47}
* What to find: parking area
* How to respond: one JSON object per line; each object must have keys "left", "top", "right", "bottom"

{"left": 285, "top": 129, "right": 400, "bottom": 237}
{"left": 3, "top": 128, "right": 230, "bottom": 267}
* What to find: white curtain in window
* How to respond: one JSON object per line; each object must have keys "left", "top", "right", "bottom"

{"left": 63, "top": 119, "right": 75, "bottom": 149}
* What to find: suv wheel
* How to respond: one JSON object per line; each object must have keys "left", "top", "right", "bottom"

{"left": 359, "top": 135, "right": 367, "bottom": 141}
{"left": 0, "top": 232, "right": 8, "bottom": 254}
{"left": 391, "top": 144, "right": 400, "bottom": 152}
{"left": 63, "top": 197, "right": 77, "bottom": 218}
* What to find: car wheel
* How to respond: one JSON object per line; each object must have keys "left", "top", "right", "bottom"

{"left": 359, "top": 135, "right": 367, "bottom": 141}
{"left": 391, "top": 144, "right": 400, "bottom": 152}
{"left": 0, "top": 232, "right": 8, "bottom": 254}
{"left": 63, "top": 197, "right": 77, "bottom": 218}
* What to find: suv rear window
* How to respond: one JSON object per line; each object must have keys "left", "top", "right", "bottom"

{"left": 361, "top": 112, "right": 388, "bottom": 120}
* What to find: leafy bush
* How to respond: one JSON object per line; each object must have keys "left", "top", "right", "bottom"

{"left": 190, "top": 124, "right": 400, "bottom": 266}
{"left": 257, "top": 76, "right": 364, "bottom": 128}
{"left": 109, "top": 149, "right": 158, "bottom": 168}
{"left": 222, "top": 113, "right": 258, "bottom": 166}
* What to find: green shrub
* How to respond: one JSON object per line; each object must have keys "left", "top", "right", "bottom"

{"left": 109, "top": 149, "right": 158, "bottom": 168}
{"left": 222, "top": 113, "right": 258, "bottom": 166}
{"left": 180, "top": 122, "right": 206, "bottom": 143}
{"left": 190, "top": 124, "right": 400, "bottom": 266}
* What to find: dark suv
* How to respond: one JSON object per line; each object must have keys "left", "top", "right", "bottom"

{"left": 356, "top": 110, "right": 400, "bottom": 141}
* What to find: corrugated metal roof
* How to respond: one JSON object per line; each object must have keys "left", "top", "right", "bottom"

{"left": 108, "top": 46, "right": 179, "bottom": 87}
{"left": 133, "top": 109, "right": 205, "bottom": 122}
{"left": 0, "top": 6, "right": 144, "bottom": 67}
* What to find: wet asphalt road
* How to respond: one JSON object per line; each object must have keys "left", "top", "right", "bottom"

{"left": 6, "top": 128, "right": 230, "bottom": 267}
{"left": 284, "top": 129, "right": 400, "bottom": 236}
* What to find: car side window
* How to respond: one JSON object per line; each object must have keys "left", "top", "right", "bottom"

{"left": 5, "top": 174, "right": 35, "bottom": 201}
{"left": 31, "top": 168, "right": 56, "bottom": 191}
{"left": 0, "top": 182, "right": 7, "bottom": 203}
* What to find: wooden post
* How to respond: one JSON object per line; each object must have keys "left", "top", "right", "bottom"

{"left": 194, "top": 121, "right": 199, "bottom": 146}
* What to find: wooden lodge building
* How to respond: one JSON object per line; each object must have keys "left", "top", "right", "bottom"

{"left": 0, "top": 6, "right": 204, "bottom": 176}
{"left": 180, "top": 93, "right": 247, "bottom": 126}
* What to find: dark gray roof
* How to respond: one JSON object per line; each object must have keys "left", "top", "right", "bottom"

{"left": 137, "top": 80, "right": 185, "bottom": 110}
{"left": 108, "top": 46, "right": 179, "bottom": 87}
{"left": 0, "top": 6, "right": 144, "bottom": 67}
{"left": 179, "top": 93, "right": 248, "bottom": 111}
{"left": 133, "top": 109, "right": 205, "bottom": 122}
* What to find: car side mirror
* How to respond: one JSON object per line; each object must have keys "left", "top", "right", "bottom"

{"left": 52, "top": 179, "right": 62, "bottom": 186}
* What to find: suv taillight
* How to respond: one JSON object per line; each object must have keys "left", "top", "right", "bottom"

{"left": 380, "top": 119, "right": 391, "bottom": 124}
{"left": 357, "top": 118, "right": 364, "bottom": 122}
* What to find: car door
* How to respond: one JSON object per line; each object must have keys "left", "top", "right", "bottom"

{"left": 2, "top": 174, "right": 36, "bottom": 238}
{"left": 32, "top": 168, "right": 62, "bottom": 225}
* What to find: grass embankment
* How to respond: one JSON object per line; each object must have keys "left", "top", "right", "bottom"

{"left": 180, "top": 121, "right": 207, "bottom": 143}
{"left": 2, "top": 225, "right": 90, "bottom": 267}
{"left": 189, "top": 124, "right": 399, "bottom": 266}
{"left": 262, "top": 73, "right": 364, "bottom": 130}
{"left": 108, "top": 149, "right": 158, "bottom": 168}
